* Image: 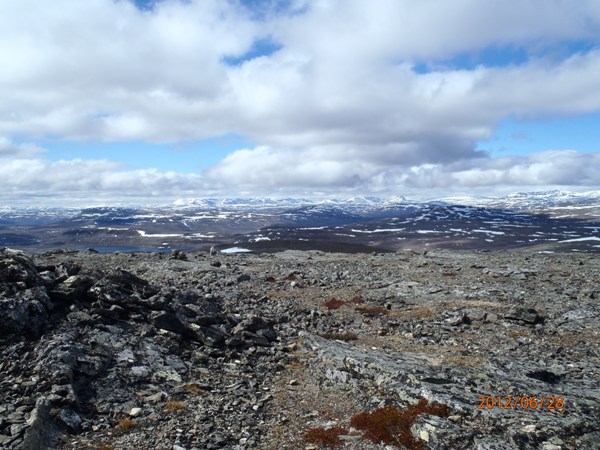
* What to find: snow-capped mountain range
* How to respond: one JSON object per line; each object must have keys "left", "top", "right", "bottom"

{"left": 1, "top": 190, "right": 599, "bottom": 253}
{"left": 172, "top": 190, "right": 600, "bottom": 211}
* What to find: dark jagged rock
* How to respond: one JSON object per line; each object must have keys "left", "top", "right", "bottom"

{"left": 55, "top": 408, "right": 82, "bottom": 434}
{"left": 151, "top": 312, "right": 186, "bottom": 334}
{"left": 526, "top": 369, "right": 561, "bottom": 384}
{"left": 232, "top": 314, "right": 274, "bottom": 334}
{"left": 237, "top": 274, "right": 251, "bottom": 283}
{"left": 49, "top": 275, "right": 95, "bottom": 303}
{"left": 0, "top": 249, "right": 41, "bottom": 287}
{"left": 54, "top": 261, "right": 80, "bottom": 280}
{"left": 0, "top": 287, "right": 51, "bottom": 337}
{"left": 18, "top": 398, "right": 61, "bottom": 450}
{"left": 504, "top": 306, "right": 544, "bottom": 324}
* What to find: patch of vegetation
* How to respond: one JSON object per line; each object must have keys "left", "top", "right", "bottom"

{"left": 183, "top": 383, "right": 205, "bottom": 395}
{"left": 507, "top": 329, "right": 529, "bottom": 339}
{"left": 320, "top": 331, "right": 358, "bottom": 341}
{"left": 304, "top": 425, "right": 347, "bottom": 448}
{"left": 117, "top": 418, "right": 136, "bottom": 431}
{"left": 355, "top": 306, "right": 389, "bottom": 316}
{"left": 324, "top": 299, "right": 346, "bottom": 310}
{"left": 395, "top": 306, "right": 434, "bottom": 319}
{"left": 165, "top": 400, "right": 187, "bottom": 411}
{"left": 350, "top": 399, "right": 450, "bottom": 449}
{"left": 81, "top": 443, "right": 114, "bottom": 450}
{"left": 324, "top": 295, "right": 364, "bottom": 310}
{"left": 349, "top": 295, "right": 365, "bottom": 304}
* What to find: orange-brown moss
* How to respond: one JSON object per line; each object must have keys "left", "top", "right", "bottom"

{"left": 324, "top": 299, "right": 347, "bottom": 310}
{"left": 349, "top": 295, "right": 365, "bottom": 304}
{"left": 304, "top": 425, "right": 347, "bottom": 448}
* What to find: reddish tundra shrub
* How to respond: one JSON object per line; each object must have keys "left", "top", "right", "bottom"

{"left": 350, "top": 399, "right": 450, "bottom": 449}
{"left": 304, "top": 425, "right": 347, "bottom": 448}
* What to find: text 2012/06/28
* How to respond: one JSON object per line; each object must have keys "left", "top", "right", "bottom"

{"left": 477, "top": 395, "right": 565, "bottom": 410}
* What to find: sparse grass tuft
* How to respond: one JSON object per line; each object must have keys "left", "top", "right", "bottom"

{"left": 394, "top": 306, "right": 434, "bottom": 320}
{"left": 507, "top": 329, "right": 529, "bottom": 339}
{"left": 350, "top": 399, "right": 450, "bottom": 449}
{"left": 284, "top": 361, "right": 306, "bottom": 370}
{"left": 272, "top": 422, "right": 285, "bottom": 438}
{"left": 165, "top": 400, "right": 187, "bottom": 411}
{"left": 355, "top": 306, "right": 389, "bottom": 316}
{"left": 320, "top": 331, "right": 358, "bottom": 341}
{"left": 117, "top": 418, "right": 136, "bottom": 431}
{"left": 183, "top": 383, "right": 204, "bottom": 395}
{"left": 305, "top": 425, "right": 347, "bottom": 448}
{"left": 443, "top": 354, "right": 488, "bottom": 367}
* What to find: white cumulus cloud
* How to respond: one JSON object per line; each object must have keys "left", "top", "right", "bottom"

{"left": 0, "top": 0, "right": 599, "bottom": 200}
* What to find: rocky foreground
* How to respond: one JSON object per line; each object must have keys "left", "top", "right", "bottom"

{"left": 1, "top": 247, "right": 599, "bottom": 450}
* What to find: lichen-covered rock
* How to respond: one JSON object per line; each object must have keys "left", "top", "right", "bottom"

{"left": 49, "top": 275, "right": 95, "bottom": 303}
{"left": 18, "top": 398, "right": 61, "bottom": 450}
{"left": 0, "top": 249, "right": 41, "bottom": 287}
{"left": 504, "top": 306, "right": 543, "bottom": 324}
{"left": 0, "top": 287, "right": 51, "bottom": 337}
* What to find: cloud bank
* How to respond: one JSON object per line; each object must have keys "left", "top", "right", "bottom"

{"left": 1, "top": 0, "right": 599, "bottom": 201}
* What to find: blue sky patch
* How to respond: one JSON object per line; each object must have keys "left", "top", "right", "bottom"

{"left": 133, "top": 0, "right": 157, "bottom": 12}
{"left": 240, "top": 0, "right": 305, "bottom": 20}
{"left": 413, "top": 40, "right": 597, "bottom": 73}
{"left": 40, "top": 134, "right": 253, "bottom": 173}
{"left": 222, "top": 37, "right": 282, "bottom": 66}
{"left": 477, "top": 112, "right": 600, "bottom": 156}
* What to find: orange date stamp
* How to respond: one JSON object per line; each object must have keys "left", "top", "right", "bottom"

{"left": 477, "top": 395, "right": 565, "bottom": 410}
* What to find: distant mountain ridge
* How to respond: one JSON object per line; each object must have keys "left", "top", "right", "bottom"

{"left": 1, "top": 190, "right": 600, "bottom": 253}
{"left": 433, "top": 190, "right": 600, "bottom": 211}
{"left": 172, "top": 190, "right": 600, "bottom": 211}
{"left": 2, "top": 190, "right": 599, "bottom": 214}
{"left": 171, "top": 195, "right": 408, "bottom": 209}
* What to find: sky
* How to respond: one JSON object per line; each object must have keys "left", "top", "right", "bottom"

{"left": 1, "top": 0, "right": 600, "bottom": 206}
